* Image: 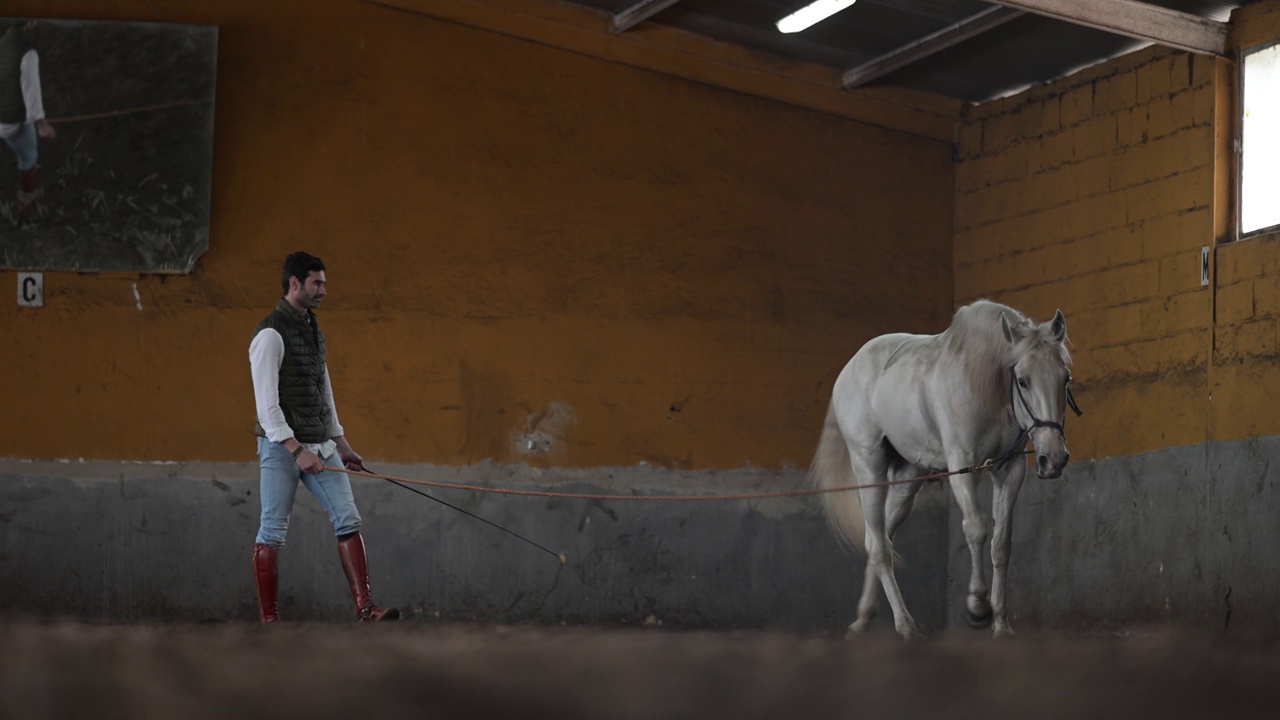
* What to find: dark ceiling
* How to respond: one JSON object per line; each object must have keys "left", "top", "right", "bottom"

{"left": 562, "top": 0, "right": 1251, "bottom": 103}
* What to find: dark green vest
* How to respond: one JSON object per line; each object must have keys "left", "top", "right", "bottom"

{"left": 0, "top": 27, "right": 28, "bottom": 125}
{"left": 254, "top": 298, "right": 333, "bottom": 443}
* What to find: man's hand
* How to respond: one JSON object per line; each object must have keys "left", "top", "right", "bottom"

{"left": 296, "top": 449, "right": 325, "bottom": 475}
{"left": 34, "top": 119, "right": 55, "bottom": 139}
{"left": 334, "top": 436, "right": 364, "bottom": 472}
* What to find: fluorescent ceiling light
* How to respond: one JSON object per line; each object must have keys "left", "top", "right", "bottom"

{"left": 776, "top": 0, "right": 857, "bottom": 34}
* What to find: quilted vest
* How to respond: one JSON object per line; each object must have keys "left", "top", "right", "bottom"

{"left": 253, "top": 299, "right": 332, "bottom": 443}
{"left": 0, "top": 27, "right": 28, "bottom": 125}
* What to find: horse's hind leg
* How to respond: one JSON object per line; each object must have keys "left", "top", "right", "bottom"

{"left": 850, "top": 464, "right": 925, "bottom": 635}
{"left": 850, "top": 448, "right": 922, "bottom": 640}
{"left": 850, "top": 559, "right": 878, "bottom": 635}
{"left": 885, "top": 463, "right": 926, "bottom": 536}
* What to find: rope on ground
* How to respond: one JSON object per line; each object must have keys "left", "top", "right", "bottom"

{"left": 51, "top": 98, "right": 213, "bottom": 124}
{"left": 324, "top": 459, "right": 999, "bottom": 502}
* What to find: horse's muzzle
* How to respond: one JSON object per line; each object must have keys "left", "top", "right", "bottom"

{"left": 1036, "top": 452, "right": 1070, "bottom": 479}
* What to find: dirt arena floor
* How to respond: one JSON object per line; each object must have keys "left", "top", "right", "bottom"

{"left": 3, "top": 619, "right": 1280, "bottom": 719}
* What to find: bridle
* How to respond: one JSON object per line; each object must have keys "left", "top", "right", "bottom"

{"left": 993, "top": 365, "right": 1084, "bottom": 469}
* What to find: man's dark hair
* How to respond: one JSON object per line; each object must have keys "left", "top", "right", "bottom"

{"left": 281, "top": 251, "right": 325, "bottom": 295}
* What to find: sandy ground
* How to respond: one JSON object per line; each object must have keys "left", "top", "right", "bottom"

{"left": 2, "top": 619, "right": 1279, "bottom": 719}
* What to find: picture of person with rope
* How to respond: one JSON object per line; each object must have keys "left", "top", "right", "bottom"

{"left": 0, "top": 20, "right": 55, "bottom": 219}
{"left": 248, "top": 251, "right": 400, "bottom": 624}
{"left": 0, "top": 18, "right": 216, "bottom": 273}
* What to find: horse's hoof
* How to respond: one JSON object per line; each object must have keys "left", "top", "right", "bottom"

{"left": 993, "top": 622, "right": 1016, "bottom": 639}
{"left": 965, "top": 607, "right": 993, "bottom": 629}
{"left": 894, "top": 619, "right": 925, "bottom": 641}
{"left": 898, "top": 628, "right": 925, "bottom": 642}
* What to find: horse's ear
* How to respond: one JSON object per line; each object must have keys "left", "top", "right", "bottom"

{"left": 1001, "top": 312, "right": 1018, "bottom": 343}
{"left": 1049, "top": 309, "right": 1067, "bottom": 343}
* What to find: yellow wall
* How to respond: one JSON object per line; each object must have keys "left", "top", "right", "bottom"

{"left": 0, "top": 0, "right": 956, "bottom": 468}
{"left": 1211, "top": 1, "right": 1280, "bottom": 443}
{"left": 955, "top": 0, "right": 1280, "bottom": 461}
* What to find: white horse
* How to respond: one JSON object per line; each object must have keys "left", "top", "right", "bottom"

{"left": 810, "top": 299, "right": 1080, "bottom": 639}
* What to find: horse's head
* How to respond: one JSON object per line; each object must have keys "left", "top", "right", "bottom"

{"left": 1001, "top": 309, "right": 1079, "bottom": 479}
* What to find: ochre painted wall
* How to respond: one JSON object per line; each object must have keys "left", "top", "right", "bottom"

{"left": 955, "top": 45, "right": 1217, "bottom": 460}
{"left": 955, "top": 0, "right": 1280, "bottom": 461}
{"left": 1211, "top": 1, "right": 1280, "bottom": 443}
{"left": 0, "top": 0, "right": 955, "bottom": 468}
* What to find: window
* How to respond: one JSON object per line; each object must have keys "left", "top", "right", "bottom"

{"left": 1241, "top": 42, "right": 1280, "bottom": 237}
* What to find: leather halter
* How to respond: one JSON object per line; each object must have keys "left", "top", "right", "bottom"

{"left": 992, "top": 366, "right": 1083, "bottom": 469}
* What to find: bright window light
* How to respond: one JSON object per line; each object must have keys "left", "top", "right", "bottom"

{"left": 776, "top": 0, "right": 857, "bottom": 34}
{"left": 1241, "top": 43, "right": 1280, "bottom": 235}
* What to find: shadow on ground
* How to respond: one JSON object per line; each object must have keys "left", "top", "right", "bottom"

{"left": 2, "top": 618, "right": 1279, "bottom": 719}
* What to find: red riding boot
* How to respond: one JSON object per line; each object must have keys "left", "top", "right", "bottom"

{"left": 16, "top": 166, "right": 41, "bottom": 217}
{"left": 252, "top": 543, "right": 281, "bottom": 623}
{"left": 337, "top": 532, "right": 400, "bottom": 622}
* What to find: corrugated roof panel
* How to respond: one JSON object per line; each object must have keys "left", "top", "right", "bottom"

{"left": 554, "top": 0, "right": 1256, "bottom": 102}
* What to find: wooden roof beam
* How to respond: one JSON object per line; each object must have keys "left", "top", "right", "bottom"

{"left": 610, "top": 0, "right": 685, "bottom": 34}
{"left": 990, "top": 0, "right": 1228, "bottom": 57}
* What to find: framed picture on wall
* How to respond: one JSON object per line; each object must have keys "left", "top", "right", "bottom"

{"left": 0, "top": 17, "right": 216, "bottom": 274}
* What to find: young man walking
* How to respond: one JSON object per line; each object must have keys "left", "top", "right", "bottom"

{"left": 248, "top": 251, "right": 399, "bottom": 623}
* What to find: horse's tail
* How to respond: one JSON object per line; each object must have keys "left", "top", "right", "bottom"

{"left": 809, "top": 402, "right": 865, "bottom": 553}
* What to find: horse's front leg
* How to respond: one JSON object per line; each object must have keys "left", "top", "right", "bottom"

{"left": 947, "top": 468, "right": 991, "bottom": 627}
{"left": 990, "top": 459, "right": 1027, "bottom": 637}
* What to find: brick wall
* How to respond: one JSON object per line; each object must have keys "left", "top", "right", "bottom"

{"left": 1211, "top": 2, "right": 1280, "bottom": 442}
{"left": 955, "top": 46, "right": 1220, "bottom": 460}
{"left": 957, "top": 0, "right": 1280, "bottom": 461}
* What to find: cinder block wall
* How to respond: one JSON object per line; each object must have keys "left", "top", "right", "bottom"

{"left": 1211, "top": 1, "right": 1280, "bottom": 441}
{"left": 947, "top": 1, "right": 1280, "bottom": 633}
{"left": 956, "top": 45, "right": 1218, "bottom": 459}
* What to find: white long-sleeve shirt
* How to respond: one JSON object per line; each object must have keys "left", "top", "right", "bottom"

{"left": 249, "top": 327, "right": 344, "bottom": 457}
{"left": 0, "top": 50, "right": 45, "bottom": 139}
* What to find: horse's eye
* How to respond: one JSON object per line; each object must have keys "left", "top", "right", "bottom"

{"left": 1017, "top": 377, "right": 1029, "bottom": 389}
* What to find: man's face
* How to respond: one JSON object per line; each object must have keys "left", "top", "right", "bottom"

{"left": 292, "top": 270, "right": 327, "bottom": 309}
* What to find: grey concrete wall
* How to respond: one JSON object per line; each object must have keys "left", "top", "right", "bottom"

{"left": 0, "top": 460, "right": 950, "bottom": 633}
{"left": 19, "top": 434, "right": 1273, "bottom": 638}
{"left": 946, "top": 435, "right": 1280, "bottom": 635}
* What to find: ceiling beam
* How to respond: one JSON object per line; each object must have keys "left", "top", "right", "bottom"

{"left": 842, "top": 6, "right": 1025, "bottom": 89}
{"left": 989, "top": 0, "right": 1227, "bottom": 57}
{"left": 610, "top": 0, "right": 684, "bottom": 34}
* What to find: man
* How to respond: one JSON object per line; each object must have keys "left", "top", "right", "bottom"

{"left": 0, "top": 21, "right": 55, "bottom": 217}
{"left": 249, "top": 251, "right": 399, "bottom": 623}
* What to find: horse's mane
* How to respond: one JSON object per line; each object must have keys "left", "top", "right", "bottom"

{"left": 939, "top": 299, "right": 1072, "bottom": 415}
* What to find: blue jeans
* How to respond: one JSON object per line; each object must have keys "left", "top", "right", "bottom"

{"left": 255, "top": 436, "right": 362, "bottom": 548}
{"left": 1, "top": 122, "right": 37, "bottom": 171}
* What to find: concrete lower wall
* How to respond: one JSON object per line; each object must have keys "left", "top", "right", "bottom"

{"left": 947, "top": 435, "right": 1280, "bottom": 635}
{"left": 11, "top": 435, "right": 1275, "bottom": 636}
{"left": 0, "top": 460, "right": 949, "bottom": 633}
